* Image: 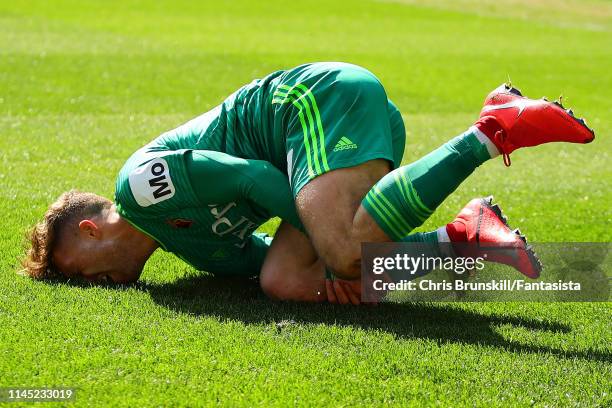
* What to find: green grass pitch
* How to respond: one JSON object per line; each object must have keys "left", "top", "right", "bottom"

{"left": 1, "top": 0, "right": 611, "bottom": 406}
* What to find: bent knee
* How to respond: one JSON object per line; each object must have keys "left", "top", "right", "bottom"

{"left": 259, "top": 264, "right": 306, "bottom": 301}
{"left": 259, "top": 265, "right": 285, "bottom": 300}
{"left": 323, "top": 243, "right": 361, "bottom": 280}
{"left": 260, "top": 261, "right": 326, "bottom": 302}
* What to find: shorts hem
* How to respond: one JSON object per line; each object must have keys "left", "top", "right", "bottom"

{"left": 292, "top": 151, "right": 395, "bottom": 197}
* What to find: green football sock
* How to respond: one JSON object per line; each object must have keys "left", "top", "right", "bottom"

{"left": 362, "top": 127, "right": 494, "bottom": 241}
{"left": 399, "top": 230, "right": 452, "bottom": 278}
{"left": 401, "top": 231, "right": 439, "bottom": 244}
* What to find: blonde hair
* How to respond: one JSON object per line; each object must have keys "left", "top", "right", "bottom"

{"left": 22, "top": 190, "right": 110, "bottom": 279}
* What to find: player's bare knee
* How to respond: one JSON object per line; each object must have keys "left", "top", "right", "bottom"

{"left": 260, "top": 263, "right": 302, "bottom": 301}
{"left": 259, "top": 266, "right": 286, "bottom": 300}
{"left": 324, "top": 243, "right": 361, "bottom": 280}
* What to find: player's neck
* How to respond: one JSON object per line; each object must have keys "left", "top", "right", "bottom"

{"left": 107, "top": 205, "right": 159, "bottom": 259}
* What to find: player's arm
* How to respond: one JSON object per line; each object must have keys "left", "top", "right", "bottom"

{"left": 182, "top": 150, "right": 303, "bottom": 277}
{"left": 183, "top": 150, "right": 302, "bottom": 230}
{"left": 183, "top": 151, "right": 367, "bottom": 303}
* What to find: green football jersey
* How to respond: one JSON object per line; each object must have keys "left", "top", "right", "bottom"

{"left": 114, "top": 62, "right": 406, "bottom": 276}
{"left": 114, "top": 147, "right": 301, "bottom": 277}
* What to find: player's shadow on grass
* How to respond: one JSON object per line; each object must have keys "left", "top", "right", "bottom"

{"left": 142, "top": 274, "right": 612, "bottom": 363}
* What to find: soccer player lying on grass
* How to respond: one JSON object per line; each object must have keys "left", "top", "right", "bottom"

{"left": 23, "top": 63, "right": 595, "bottom": 304}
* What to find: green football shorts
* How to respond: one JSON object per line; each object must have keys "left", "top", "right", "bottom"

{"left": 271, "top": 62, "right": 406, "bottom": 197}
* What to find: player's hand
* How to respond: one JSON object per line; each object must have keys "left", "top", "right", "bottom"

{"left": 325, "top": 278, "right": 361, "bottom": 305}
{"left": 324, "top": 270, "right": 394, "bottom": 305}
{"left": 326, "top": 270, "right": 395, "bottom": 305}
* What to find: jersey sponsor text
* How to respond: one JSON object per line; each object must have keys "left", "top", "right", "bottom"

{"left": 129, "top": 158, "right": 176, "bottom": 207}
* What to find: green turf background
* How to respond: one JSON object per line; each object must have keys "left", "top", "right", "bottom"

{"left": 1, "top": 0, "right": 610, "bottom": 406}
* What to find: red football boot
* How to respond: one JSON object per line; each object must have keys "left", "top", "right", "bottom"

{"left": 483, "top": 82, "right": 524, "bottom": 106}
{"left": 446, "top": 196, "right": 542, "bottom": 278}
{"left": 479, "top": 83, "right": 595, "bottom": 166}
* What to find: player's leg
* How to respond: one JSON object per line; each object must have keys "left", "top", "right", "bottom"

{"left": 291, "top": 66, "right": 498, "bottom": 279}
{"left": 277, "top": 63, "right": 403, "bottom": 280}
{"left": 358, "top": 82, "right": 595, "bottom": 248}
{"left": 263, "top": 134, "right": 536, "bottom": 303}
{"left": 297, "top": 122, "right": 495, "bottom": 281}
{"left": 299, "top": 120, "right": 548, "bottom": 281}
{"left": 262, "top": 198, "right": 541, "bottom": 304}
{"left": 259, "top": 221, "right": 327, "bottom": 302}
{"left": 260, "top": 221, "right": 368, "bottom": 304}
{"left": 295, "top": 160, "right": 390, "bottom": 280}
{"left": 357, "top": 121, "right": 498, "bottom": 244}
{"left": 294, "top": 79, "right": 594, "bottom": 281}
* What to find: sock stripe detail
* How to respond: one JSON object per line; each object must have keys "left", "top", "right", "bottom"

{"left": 398, "top": 171, "right": 423, "bottom": 217}
{"left": 406, "top": 185, "right": 430, "bottom": 222}
{"left": 364, "top": 193, "right": 403, "bottom": 239}
{"left": 401, "top": 172, "right": 432, "bottom": 218}
{"left": 393, "top": 172, "right": 427, "bottom": 221}
{"left": 370, "top": 187, "right": 413, "bottom": 234}
{"left": 394, "top": 171, "right": 433, "bottom": 222}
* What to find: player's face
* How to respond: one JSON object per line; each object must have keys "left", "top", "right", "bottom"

{"left": 52, "top": 241, "right": 142, "bottom": 284}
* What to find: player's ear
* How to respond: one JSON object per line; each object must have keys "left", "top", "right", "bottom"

{"left": 78, "top": 219, "right": 101, "bottom": 239}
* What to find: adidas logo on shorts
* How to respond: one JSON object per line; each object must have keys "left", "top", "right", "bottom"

{"left": 333, "top": 136, "right": 358, "bottom": 152}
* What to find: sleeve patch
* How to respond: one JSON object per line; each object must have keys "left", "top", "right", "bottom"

{"left": 128, "top": 157, "right": 176, "bottom": 207}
